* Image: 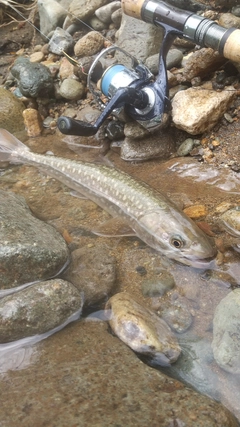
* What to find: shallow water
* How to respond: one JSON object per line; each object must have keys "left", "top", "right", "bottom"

{"left": 1, "top": 131, "right": 240, "bottom": 423}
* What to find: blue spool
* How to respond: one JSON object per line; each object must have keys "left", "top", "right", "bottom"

{"left": 101, "top": 64, "right": 126, "bottom": 96}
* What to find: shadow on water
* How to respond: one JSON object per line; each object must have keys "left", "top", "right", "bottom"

{"left": 1, "top": 132, "right": 240, "bottom": 422}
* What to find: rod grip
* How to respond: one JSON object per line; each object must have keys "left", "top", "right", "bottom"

{"left": 122, "top": 0, "right": 145, "bottom": 19}
{"left": 223, "top": 29, "right": 240, "bottom": 62}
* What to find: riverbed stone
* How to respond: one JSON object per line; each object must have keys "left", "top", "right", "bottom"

{"left": 0, "top": 190, "right": 69, "bottom": 289}
{"left": 121, "top": 128, "right": 175, "bottom": 161}
{"left": 38, "top": 0, "right": 67, "bottom": 37}
{"left": 0, "top": 87, "right": 25, "bottom": 133}
{"left": 0, "top": 320, "right": 238, "bottom": 426}
{"left": 74, "top": 31, "right": 105, "bottom": 58}
{"left": 95, "top": 1, "right": 121, "bottom": 24}
{"left": 0, "top": 279, "right": 82, "bottom": 343}
{"left": 116, "top": 13, "right": 163, "bottom": 63}
{"left": 212, "top": 289, "right": 240, "bottom": 374}
{"left": 172, "top": 82, "right": 236, "bottom": 134}
{"left": 219, "top": 12, "right": 240, "bottom": 29}
{"left": 182, "top": 48, "right": 226, "bottom": 81}
{"left": 68, "top": 0, "right": 108, "bottom": 23}
{"left": 106, "top": 292, "right": 181, "bottom": 365}
{"left": 62, "top": 244, "right": 116, "bottom": 307}
{"left": 59, "top": 78, "right": 85, "bottom": 100}
{"left": 48, "top": 27, "right": 74, "bottom": 55}
{"left": 219, "top": 207, "right": 240, "bottom": 236}
{"left": 11, "top": 56, "right": 54, "bottom": 98}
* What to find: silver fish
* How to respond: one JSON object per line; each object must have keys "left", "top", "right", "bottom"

{"left": 0, "top": 129, "right": 217, "bottom": 267}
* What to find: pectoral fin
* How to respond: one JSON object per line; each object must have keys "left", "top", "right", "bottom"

{"left": 92, "top": 217, "right": 136, "bottom": 237}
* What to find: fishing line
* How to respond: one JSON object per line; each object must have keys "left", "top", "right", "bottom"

{"left": 1, "top": 0, "right": 239, "bottom": 93}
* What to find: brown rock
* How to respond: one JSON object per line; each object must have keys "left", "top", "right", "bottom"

{"left": 74, "top": 31, "right": 105, "bottom": 58}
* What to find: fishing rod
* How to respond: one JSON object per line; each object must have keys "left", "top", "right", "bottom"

{"left": 57, "top": 0, "right": 240, "bottom": 137}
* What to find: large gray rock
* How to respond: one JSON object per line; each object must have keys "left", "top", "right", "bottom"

{"left": 0, "top": 88, "right": 25, "bottom": 133}
{"left": 38, "top": 0, "right": 67, "bottom": 37}
{"left": 212, "top": 289, "right": 240, "bottom": 374}
{"left": 0, "top": 190, "right": 69, "bottom": 290}
{"left": 0, "top": 321, "right": 238, "bottom": 426}
{"left": 0, "top": 279, "right": 82, "bottom": 342}
{"left": 116, "top": 13, "right": 164, "bottom": 63}
{"left": 68, "top": 0, "right": 108, "bottom": 23}
{"left": 11, "top": 57, "right": 54, "bottom": 98}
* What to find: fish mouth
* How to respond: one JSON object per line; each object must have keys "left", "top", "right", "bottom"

{"left": 180, "top": 253, "right": 217, "bottom": 269}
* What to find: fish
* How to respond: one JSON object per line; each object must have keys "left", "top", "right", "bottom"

{"left": 0, "top": 129, "right": 217, "bottom": 267}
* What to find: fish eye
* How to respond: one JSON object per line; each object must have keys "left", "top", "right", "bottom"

{"left": 170, "top": 235, "right": 185, "bottom": 249}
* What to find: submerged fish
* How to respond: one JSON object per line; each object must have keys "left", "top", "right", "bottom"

{"left": 0, "top": 129, "right": 217, "bottom": 267}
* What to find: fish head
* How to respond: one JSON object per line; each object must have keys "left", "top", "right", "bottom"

{"left": 138, "top": 209, "right": 217, "bottom": 267}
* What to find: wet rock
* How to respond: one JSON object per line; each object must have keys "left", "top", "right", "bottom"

{"left": 212, "top": 289, "right": 240, "bottom": 374}
{"left": 155, "top": 291, "right": 193, "bottom": 333}
{"left": 121, "top": 130, "right": 175, "bottom": 161}
{"left": 0, "top": 87, "right": 25, "bottom": 133}
{"left": 38, "top": 0, "right": 67, "bottom": 38}
{"left": 106, "top": 292, "right": 181, "bottom": 365}
{"left": 111, "top": 8, "right": 122, "bottom": 28}
{"left": 29, "top": 51, "right": 45, "bottom": 63}
{"left": 106, "top": 120, "right": 125, "bottom": 140}
{"left": 11, "top": 57, "right": 54, "bottom": 98}
{"left": 219, "top": 13, "right": 240, "bottom": 29}
{"left": 74, "top": 31, "right": 105, "bottom": 58}
{"left": 232, "top": 6, "right": 240, "bottom": 17}
{"left": 0, "top": 190, "right": 69, "bottom": 290}
{"left": 141, "top": 270, "right": 175, "bottom": 297}
{"left": 219, "top": 207, "right": 240, "bottom": 236}
{"left": 59, "top": 78, "right": 85, "bottom": 100}
{"left": 172, "top": 82, "right": 236, "bottom": 135}
{"left": 59, "top": 56, "right": 75, "bottom": 80}
{"left": 89, "top": 16, "right": 107, "bottom": 31}
{"left": 95, "top": 1, "right": 121, "bottom": 24}
{"left": 200, "top": 269, "right": 239, "bottom": 289}
{"left": 167, "top": 48, "right": 183, "bottom": 69}
{"left": 62, "top": 245, "right": 116, "bottom": 307}
{"left": 0, "top": 321, "right": 238, "bottom": 427}
{"left": 182, "top": 48, "right": 226, "bottom": 81}
{"left": 116, "top": 13, "right": 164, "bottom": 63}
{"left": 177, "top": 138, "right": 198, "bottom": 156}
{"left": 48, "top": 27, "right": 74, "bottom": 55}
{"left": 22, "top": 108, "right": 43, "bottom": 137}
{"left": 0, "top": 279, "right": 82, "bottom": 343}
{"left": 68, "top": 0, "right": 108, "bottom": 23}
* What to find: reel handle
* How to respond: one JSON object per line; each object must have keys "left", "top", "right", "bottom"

{"left": 57, "top": 87, "right": 149, "bottom": 136}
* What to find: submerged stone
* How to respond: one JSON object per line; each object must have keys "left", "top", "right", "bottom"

{"left": 0, "top": 321, "right": 238, "bottom": 427}
{"left": 0, "top": 279, "right": 82, "bottom": 342}
{"left": 212, "top": 289, "right": 240, "bottom": 374}
{"left": 106, "top": 292, "right": 181, "bottom": 365}
{"left": 62, "top": 244, "right": 116, "bottom": 307}
{"left": 0, "top": 190, "right": 69, "bottom": 289}
{"left": 0, "top": 87, "right": 25, "bottom": 133}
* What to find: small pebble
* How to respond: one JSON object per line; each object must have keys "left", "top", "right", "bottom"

{"left": 183, "top": 204, "right": 207, "bottom": 219}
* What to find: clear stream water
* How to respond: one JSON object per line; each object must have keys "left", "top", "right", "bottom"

{"left": 1, "top": 132, "right": 240, "bottom": 423}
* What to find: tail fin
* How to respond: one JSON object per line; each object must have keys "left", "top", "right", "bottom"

{"left": 0, "top": 129, "right": 29, "bottom": 163}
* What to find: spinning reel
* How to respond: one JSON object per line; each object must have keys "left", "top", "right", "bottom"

{"left": 57, "top": 24, "right": 178, "bottom": 137}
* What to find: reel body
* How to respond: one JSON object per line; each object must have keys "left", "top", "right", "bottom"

{"left": 57, "top": 25, "right": 179, "bottom": 137}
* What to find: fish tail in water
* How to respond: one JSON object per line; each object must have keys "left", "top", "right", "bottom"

{"left": 0, "top": 129, "right": 29, "bottom": 163}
